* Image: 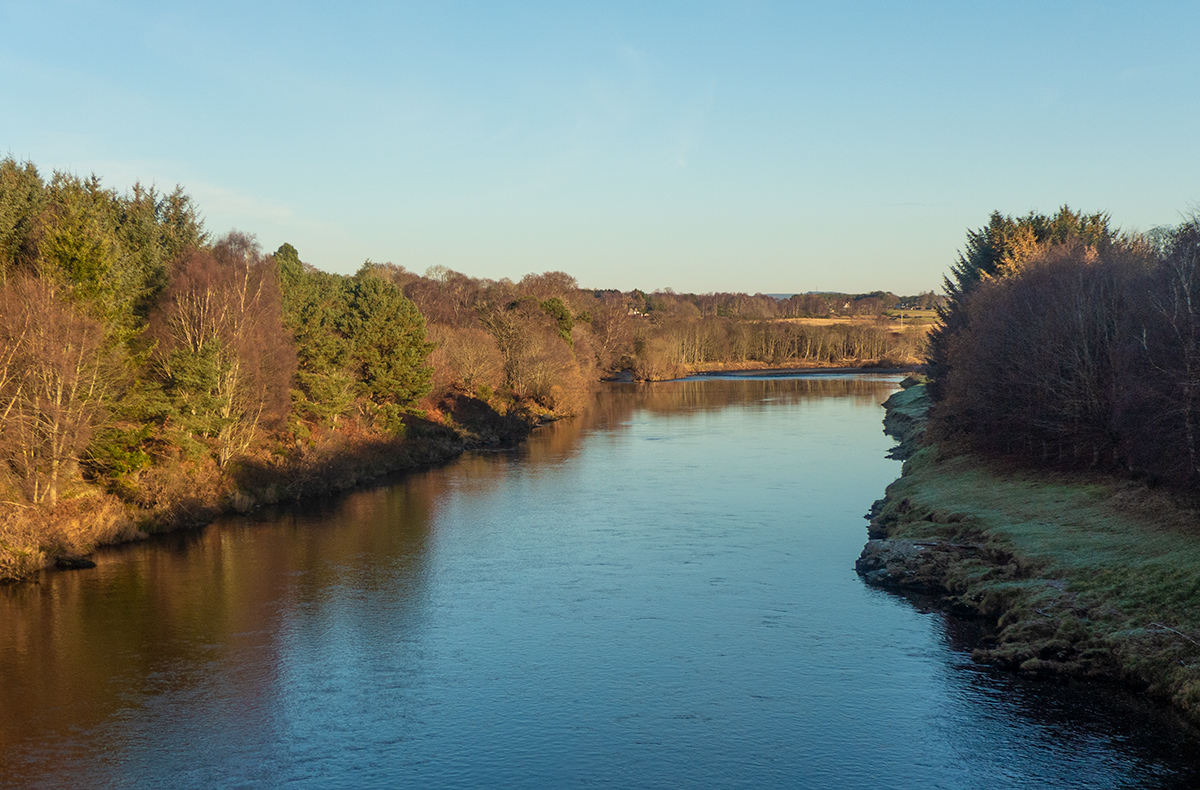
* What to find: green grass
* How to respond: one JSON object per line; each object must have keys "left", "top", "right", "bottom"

{"left": 875, "top": 418, "right": 1200, "bottom": 720}
{"left": 882, "top": 383, "right": 930, "bottom": 423}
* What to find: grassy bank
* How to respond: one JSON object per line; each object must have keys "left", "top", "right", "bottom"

{"left": 861, "top": 383, "right": 1200, "bottom": 725}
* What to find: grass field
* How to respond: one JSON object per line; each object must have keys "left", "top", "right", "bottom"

{"left": 883, "top": 308, "right": 939, "bottom": 325}
{"left": 776, "top": 315, "right": 936, "bottom": 333}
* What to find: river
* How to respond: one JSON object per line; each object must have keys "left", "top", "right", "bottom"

{"left": 2, "top": 374, "right": 1198, "bottom": 789}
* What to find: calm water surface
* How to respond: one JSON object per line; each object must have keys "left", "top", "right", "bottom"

{"left": 2, "top": 375, "right": 1199, "bottom": 789}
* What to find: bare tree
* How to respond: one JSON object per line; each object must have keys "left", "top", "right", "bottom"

{"left": 0, "top": 276, "right": 111, "bottom": 506}
{"left": 151, "top": 232, "right": 294, "bottom": 465}
{"left": 427, "top": 325, "right": 504, "bottom": 393}
{"left": 1138, "top": 221, "right": 1200, "bottom": 479}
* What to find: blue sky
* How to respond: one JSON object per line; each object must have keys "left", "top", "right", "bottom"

{"left": 3, "top": 1, "right": 1198, "bottom": 294}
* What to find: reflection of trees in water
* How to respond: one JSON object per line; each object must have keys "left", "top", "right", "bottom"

{"left": 554, "top": 377, "right": 895, "bottom": 442}
{"left": 0, "top": 481, "right": 441, "bottom": 777}
{"left": 466, "top": 376, "right": 900, "bottom": 474}
{"left": 464, "top": 376, "right": 898, "bottom": 477}
{"left": 876, "top": 586, "right": 1200, "bottom": 787}
{"left": 0, "top": 376, "right": 899, "bottom": 784}
{"left": 609, "top": 376, "right": 898, "bottom": 416}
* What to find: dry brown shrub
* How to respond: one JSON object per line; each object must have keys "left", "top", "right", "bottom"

{"left": 149, "top": 233, "right": 296, "bottom": 466}
{"left": 39, "top": 494, "right": 135, "bottom": 556}
{"left": 0, "top": 492, "right": 137, "bottom": 580}
{"left": 0, "top": 507, "right": 44, "bottom": 579}
{"left": 631, "top": 335, "right": 687, "bottom": 381}
{"left": 427, "top": 324, "right": 504, "bottom": 395}
{"left": 0, "top": 275, "right": 113, "bottom": 508}
{"left": 132, "top": 456, "right": 223, "bottom": 525}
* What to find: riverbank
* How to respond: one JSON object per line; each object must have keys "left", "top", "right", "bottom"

{"left": 0, "top": 390, "right": 549, "bottom": 583}
{"left": 692, "top": 365, "right": 919, "bottom": 379}
{"left": 858, "top": 382, "right": 1200, "bottom": 726}
{"left": 686, "top": 359, "right": 924, "bottom": 376}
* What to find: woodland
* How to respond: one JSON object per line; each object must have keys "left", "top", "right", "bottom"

{"left": 0, "top": 158, "right": 927, "bottom": 578}
{"left": 927, "top": 206, "right": 1200, "bottom": 489}
{"left": 860, "top": 208, "right": 1200, "bottom": 718}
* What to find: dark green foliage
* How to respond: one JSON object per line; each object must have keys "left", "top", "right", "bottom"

{"left": 39, "top": 173, "right": 127, "bottom": 311}
{"left": 158, "top": 342, "right": 230, "bottom": 438}
{"left": 0, "top": 161, "right": 220, "bottom": 495}
{"left": 540, "top": 296, "right": 575, "bottom": 342}
{"left": 343, "top": 270, "right": 434, "bottom": 407}
{"left": 274, "top": 242, "right": 305, "bottom": 292}
{"left": 275, "top": 245, "right": 356, "bottom": 422}
{"left": 277, "top": 247, "right": 436, "bottom": 421}
{"left": 116, "top": 184, "right": 207, "bottom": 320}
{"left": 86, "top": 425, "right": 154, "bottom": 479}
{"left": 0, "top": 159, "right": 207, "bottom": 342}
{"left": 0, "top": 158, "right": 47, "bottom": 280}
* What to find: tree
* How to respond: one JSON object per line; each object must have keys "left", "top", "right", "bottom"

{"left": 343, "top": 268, "right": 434, "bottom": 407}
{"left": 934, "top": 239, "right": 1148, "bottom": 466}
{"left": 1134, "top": 218, "right": 1200, "bottom": 481}
{"left": 116, "top": 183, "right": 207, "bottom": 320}
{"left": 588, "top": 294, "right": 635, "bottom": 371}
{"left": 539, "top": 296, "right": 575, "bottom": 342}
{"left": 927, "top": 207, "right": 1115, "bottom": 398}
{"left": 151, "top": 233, "right": 294, "bottom": 465}
{"left": 274, "top": 244, "right": 356, "bottom": 423}
{"left": 0, "top": 158, "right": 47, "bottom": 283}
{"left": 0, "top": 276, "right": 113, "bottom": 506}
{"left": 427, "top": 325, "right": 504, "bottom": 394}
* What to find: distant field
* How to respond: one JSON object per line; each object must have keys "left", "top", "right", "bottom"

{"left": 777, "top": 317, "right": 871, "bottom": 326}
{"left": 777, "top": 315, "right": 937, "bottom": 333}
{"left": 883, "top": 308, "right": 939, "bottom": 325}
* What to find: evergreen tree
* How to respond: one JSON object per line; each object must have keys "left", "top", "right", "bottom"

{"left": 0, "top": 158, "right": 47, "bottom": 282}
{"left": 343, "top": 269, "right": 434, "bottom": 407}
{"left": 927, "top": 207, "right": 1114, "bottom": 398}
{"left": 274, "top": 244, "right": 356, "bottom": 423}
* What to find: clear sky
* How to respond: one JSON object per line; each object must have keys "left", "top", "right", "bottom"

{"left": 3, "top": 1, "right": 1198, "bottom": 294}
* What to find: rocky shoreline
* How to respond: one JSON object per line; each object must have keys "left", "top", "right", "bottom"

{"left": 857, "top": 380, "right": 1200, "bottom": 725}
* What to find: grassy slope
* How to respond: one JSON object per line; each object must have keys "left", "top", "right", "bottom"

{"left": 869, "top": 384, "right": 1200, "bottom": 722}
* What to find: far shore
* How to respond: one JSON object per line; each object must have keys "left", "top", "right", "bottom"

{"left": 690, "top": 365, "right": 920, "bottom": 378}
{"left": 601, "top": 363, "right": 926, "bottom": 384}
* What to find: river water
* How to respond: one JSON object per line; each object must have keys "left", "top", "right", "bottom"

{"left": 2, "top": 374, "right": 1199, "bottom": 789}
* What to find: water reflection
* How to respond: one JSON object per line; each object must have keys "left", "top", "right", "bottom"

{"left": 1, "top": 375, "right": 1198, "bottom": 789}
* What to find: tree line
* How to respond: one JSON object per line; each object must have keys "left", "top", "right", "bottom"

{"left": 927, "top": 206, "right": 1200, "bottom": 488}
{"left": 0, "top": 156, "right": 928, "bottom": 576}
{"left": 0, "top": 159, "right": 447, "bottom": 575}
{"left": 397, "top": 270, "right": 931, "bottom": 389}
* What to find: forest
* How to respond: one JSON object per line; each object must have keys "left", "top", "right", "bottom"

{"left": 927, "top": 206, "right": 1200, "bottom": 489}
{"left": 0, "top": 158, "right": 929, "bottom": 579}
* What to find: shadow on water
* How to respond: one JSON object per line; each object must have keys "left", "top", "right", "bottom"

{"left": 871, "top": 584, "right": 1200, "bottom": 788}
{"left": 0, "top": 482, "right": 440, "bottom": 779}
